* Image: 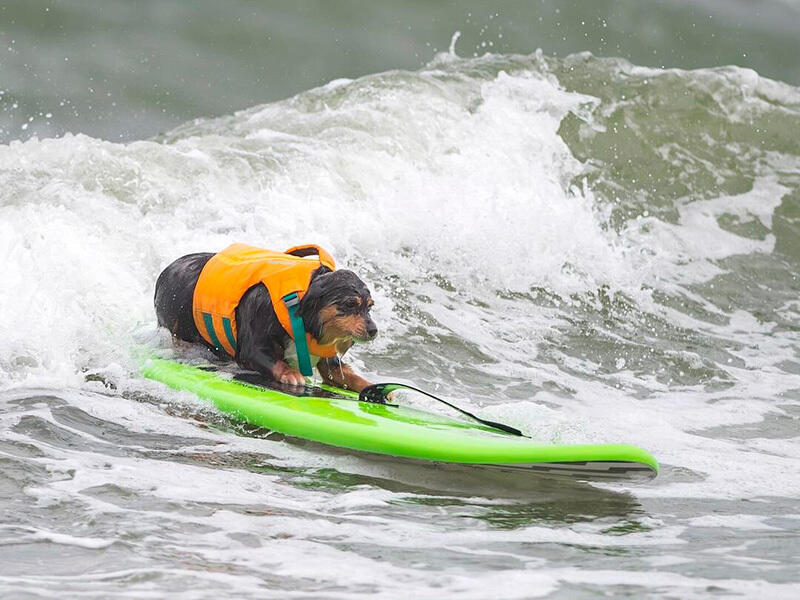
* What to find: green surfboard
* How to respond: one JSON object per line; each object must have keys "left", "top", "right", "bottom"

{"left": 142, "top": 357, "right": 658, "bottom": 480}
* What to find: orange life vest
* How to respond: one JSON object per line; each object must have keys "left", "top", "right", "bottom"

{"left": 192, "top": 243, "right": 338, "bottom": 359}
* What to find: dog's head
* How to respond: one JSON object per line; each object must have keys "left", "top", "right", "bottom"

{"left": 299, "top": 268, "right": 377, "bottom": 346}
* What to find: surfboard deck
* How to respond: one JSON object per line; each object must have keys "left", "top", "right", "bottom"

{"left": 141, "top": 357, "right": 659, "bottom": 480}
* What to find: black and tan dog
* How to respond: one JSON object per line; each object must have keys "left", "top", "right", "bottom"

{"left": 154, "top": 243, "right": 376, "bottom": 391}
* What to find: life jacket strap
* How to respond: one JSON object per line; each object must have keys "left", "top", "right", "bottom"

{"left": 282, "top": 292, "right": 313, "bottom": 377}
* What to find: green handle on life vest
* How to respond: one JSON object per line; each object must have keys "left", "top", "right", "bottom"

{"left": 283, "top": 292, "right": 313, "bottom": 377}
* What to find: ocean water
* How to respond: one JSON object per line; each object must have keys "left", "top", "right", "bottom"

{"left": 2, "top": 2, "right": 800, "bottom": 598}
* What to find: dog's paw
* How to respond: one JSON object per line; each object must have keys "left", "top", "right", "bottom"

{"left": 279, "top": 369, "right": 306, "bottom": 387}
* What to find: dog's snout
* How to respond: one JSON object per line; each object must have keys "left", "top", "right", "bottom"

{"left": 365, "top": 321, "right": 378, "bottom": 339}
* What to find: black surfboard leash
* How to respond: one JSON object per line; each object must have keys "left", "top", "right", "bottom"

{"left": 359, "top": 382, "right": 527, "bottom": 438}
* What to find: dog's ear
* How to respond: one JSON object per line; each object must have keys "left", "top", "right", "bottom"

{"left": 299, "top": 270, "right": 334, "bottom": 339}
{"left": 302, "top": 271, "right": 331, "bottom": 308}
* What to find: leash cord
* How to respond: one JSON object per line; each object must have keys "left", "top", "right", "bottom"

{"left": 358, "top": 383, "right": 526, "bottom": 437}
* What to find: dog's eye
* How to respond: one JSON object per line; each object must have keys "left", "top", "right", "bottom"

{"left": 341, "top": 299, "right": 359, "bottom": 311}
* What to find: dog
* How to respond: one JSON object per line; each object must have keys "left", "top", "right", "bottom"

{"left": 154, "top": 246, "right": 377, "bottom": 391}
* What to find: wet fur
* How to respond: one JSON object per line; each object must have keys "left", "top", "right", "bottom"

{"left": 154, "top": 252, "right": 376, "bottom": 390}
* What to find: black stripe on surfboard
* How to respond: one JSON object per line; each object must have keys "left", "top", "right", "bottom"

{"left": 481, "top": 461, "right": 657, "bottom": 479}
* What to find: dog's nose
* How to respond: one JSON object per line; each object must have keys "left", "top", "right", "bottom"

{"left": 366, "top": 322, "right": 378, "bottom": 339}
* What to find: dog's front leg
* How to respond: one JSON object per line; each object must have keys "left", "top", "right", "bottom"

{"left": 271, "top": 359, "right": 306, "bottom": 386}
{"left": 317, "top": 357, "right": 372, "bottom": 392}
{"left": 239, "top": 346, "right": 305, "bottom": 386}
